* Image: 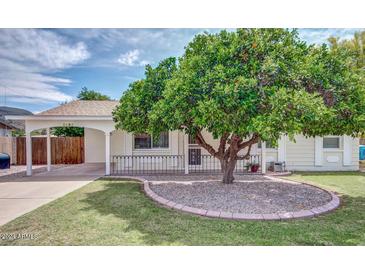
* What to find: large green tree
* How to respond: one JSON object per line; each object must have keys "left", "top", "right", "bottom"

{"left": 328, "top": 30, "right": 365, "bottom": 71}
{"left": 114, "top": 29, "right": 365, "bottom": 184}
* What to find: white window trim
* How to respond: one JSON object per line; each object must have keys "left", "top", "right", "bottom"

{"left": 257, "top": 148, "right": 277, "bottom": 153}
{"left": 257, "top": 140, "right": 278, "bottom": 151}
{"left": 323, "top": 135, "right": 343, "bottom": 151}
{"left": 133, "top": 132, "right": 171, "bottom": 151}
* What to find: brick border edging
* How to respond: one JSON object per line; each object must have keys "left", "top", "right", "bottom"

{"left": 140, "top": 176, "right": 340, "bottom": 221}
{"left": 108, "top": 175, "right": 340, "bottom": 220}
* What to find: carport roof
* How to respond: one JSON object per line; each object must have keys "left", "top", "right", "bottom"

{"left": 38, "top": 100, "right": 119, "bottom": 116}
{"left": 6, "top": 100, "right": 119, "bottom": 120}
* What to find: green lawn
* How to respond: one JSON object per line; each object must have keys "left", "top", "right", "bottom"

{"left": 1, "top": 172, "right": 365, "bottom": 245}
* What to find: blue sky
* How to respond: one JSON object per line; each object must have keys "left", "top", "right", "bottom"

{"left": 0, "top": 28, "right": 363, "bottom": 113}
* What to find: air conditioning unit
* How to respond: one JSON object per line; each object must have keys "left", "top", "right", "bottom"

{"left": 269, "top": 161, "right": 285, "bottom": 172}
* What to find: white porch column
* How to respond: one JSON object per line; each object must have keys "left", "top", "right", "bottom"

{"left": 25, "top": 130, "right": 32, "bottom": 176}
{"left": 184, "top": 133, "right": 189, "bottom": 174}
{"left": 343, "top": 135, "right": 352, "bottom": 166}
{"left": 105, "top": 131, "right": 111, "bottom": 175}
{"left": 46, "top": 128, "right": 51, "bottom": 171}
{"left": 261, "top": 141, "right": 266, "bottom": 174}
{"left": 314, "top": 136, "right": 323, "bottom": 166}
{"left": 278, "top": 135, "right": 286, "bottom": 163}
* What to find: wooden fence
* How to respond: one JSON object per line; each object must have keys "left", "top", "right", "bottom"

{"left": 16, "top": 136, "right": 84, "bottom": 165}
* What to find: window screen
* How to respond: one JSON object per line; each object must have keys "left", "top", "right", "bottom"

{"left": 323, "top": 137, "right": 340, "bottom": 149}
{"left": 134, "top": 133, "right": 152, "bottom": 149}
{"left": 258, "top": 140, "right": 276, "bottom": 149}
{"left": 134, "top": 132, "right": 169, "bottom": 149}
{"left": 153, "top": 132, "right": 169, "bottom": 148}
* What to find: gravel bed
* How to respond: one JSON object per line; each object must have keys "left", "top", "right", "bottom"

{"left": 149, "top": 179, "right": 332, "bottom": 214}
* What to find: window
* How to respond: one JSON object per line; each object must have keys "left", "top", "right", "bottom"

{"left": 323, "top": 137, "right": 340, "bottom": 149}
{"left": 258, "top": 140, "right": 277, "bottom": 149}
{"left": 152, "top": 132, "right": 169, "bottom": 148}
{"left": 134, "top": 132, "right": 169, "bottom": 149}
{"left": 134, "top": 133, "right": 152, "bottom": 149}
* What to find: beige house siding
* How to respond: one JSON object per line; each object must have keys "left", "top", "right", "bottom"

{"left": 285, "top": 135, "right": 315, "bottom": 169}
{"left": 111, "top": 130, "right": 124, "bottom": 156}
{"left": 285, "top": 135, "right": 359, "bottom": 171}
{"left": 84, "top": 128, "right": 105, "bottom": 163}
{"left": 261, "top": 149, "right": 278, "bottom": 164}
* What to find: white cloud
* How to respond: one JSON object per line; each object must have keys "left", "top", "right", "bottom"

{"left": 0, "top": 29, "right": 90, "bottom": 70}
{"left": 117, "top": 49, "right": 149, "bottom": 66}
{"left": 0, "top": 29, "right": 90, "bottom": 104}
{"left": 298, "top": 28, "right": 363, "bottom": 45}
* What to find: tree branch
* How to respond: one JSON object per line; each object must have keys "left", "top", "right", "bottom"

{"left": 217, "top": 133, "right": 230, "bottom": 156}
{"left": 238, "top": 133, "right": 259, "bottom": 150}
{"left": 235, "top": 143, "right": 253, "bottom": 160}
{"left": 195, "top": 130, "right": 219, "bottom": 158}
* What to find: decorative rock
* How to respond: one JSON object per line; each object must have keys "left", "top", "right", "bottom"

{"left": 141, "top": 175, "right": 340, "bottom": 221}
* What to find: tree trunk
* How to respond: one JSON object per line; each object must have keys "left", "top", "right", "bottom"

{"left": 194, "top": 130, "right": 259, "bottom": 184}
{"left": 221, "top": 158, "right": 237, "bottom": 184}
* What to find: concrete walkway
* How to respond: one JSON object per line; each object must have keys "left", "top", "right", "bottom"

{"left": 0, "top": 163, "right": 105, "bottom": 226}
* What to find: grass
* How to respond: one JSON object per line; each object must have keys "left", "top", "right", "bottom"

{"left": 0, "top": 172, "right": 365, "bottom": 245}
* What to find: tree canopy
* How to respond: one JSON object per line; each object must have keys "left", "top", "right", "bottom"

{"left": 328, "top": 30, "right": 365, "bottom": 71}
{"left": 52, "top": 125, "right": 84, "bottom": 137}
{"left": 113, "top": 29, "right": 365, "bottom": 183}
{"left": 77, "top": 87, "right": 111, "bottom": 100}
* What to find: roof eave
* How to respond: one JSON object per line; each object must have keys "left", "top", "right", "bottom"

{"left": 5, "top": 115, "right": 114, "bottom": 121}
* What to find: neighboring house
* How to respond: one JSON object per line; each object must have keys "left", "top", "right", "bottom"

{"left": 0, "top": 106, "right": 32, "bottom": 164}
{"left": 7, "top": 100, "right": 359, "bottom": 176}
{"left": 0, "top": 106, "right": 33, "bottom": 136}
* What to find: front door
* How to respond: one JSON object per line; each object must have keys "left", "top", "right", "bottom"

{"left": 188, "top": 148, "right": 201, "bottom": 165}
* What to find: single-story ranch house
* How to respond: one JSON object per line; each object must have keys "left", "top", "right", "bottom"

{"left": 7, "top": 100, "right": 359, "bottom": 176}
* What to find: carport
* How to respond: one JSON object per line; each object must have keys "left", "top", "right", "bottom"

{"left": 6, "top": 100, "right": 119, "bottom": 176}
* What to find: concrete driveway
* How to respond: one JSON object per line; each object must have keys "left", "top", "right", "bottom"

{"left": 0, "top": 163, "right": 105, "bottom": 226}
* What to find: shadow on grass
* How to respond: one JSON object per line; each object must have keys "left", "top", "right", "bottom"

{"left": 292, "top": 171, "right": 365, "bottom": 177}
{"left": 80, "top": 179, "right": 365, "bottom": 245}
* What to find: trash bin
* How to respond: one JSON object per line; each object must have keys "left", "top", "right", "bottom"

{"left": 359, "top": 145, "right": 365, "bottom": 160}
{"left": 0, "top": 153, "right": 10, "bottom": 169}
